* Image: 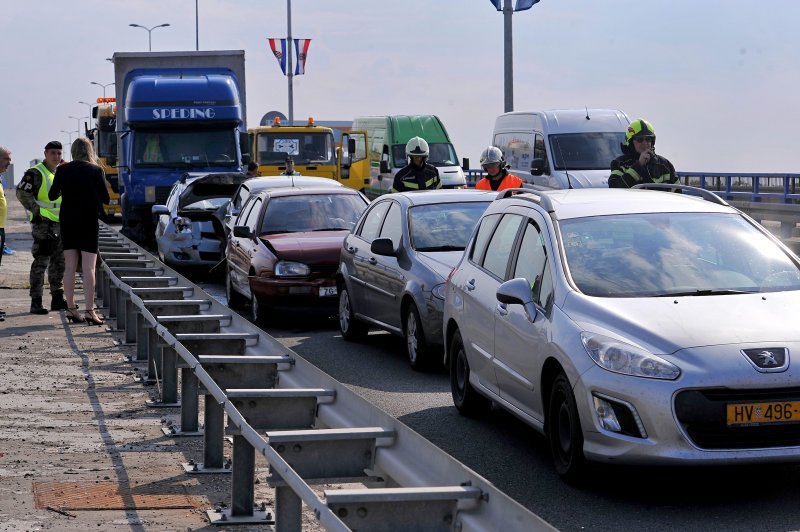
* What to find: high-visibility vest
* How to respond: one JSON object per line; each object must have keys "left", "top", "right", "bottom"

{"left": 31, "top": 162, "right": 60, "bottom": 222}
{"left": 143, "top": 136, "right": 163, "bottom": 162}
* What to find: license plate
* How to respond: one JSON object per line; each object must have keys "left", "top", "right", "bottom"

{"left": 109, "top": 200, "right": 119, "bottom": 205}
{"left": 726, "top": 400, "right": 800, "bottom": 426}
{"left": 319, "top": 286, "right": 337, "bottom": 297}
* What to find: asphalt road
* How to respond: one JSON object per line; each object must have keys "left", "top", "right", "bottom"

{"left": 191, "top": 277, "right": 800, "bottom": 532}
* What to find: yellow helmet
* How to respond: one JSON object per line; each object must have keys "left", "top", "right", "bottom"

{"left": 625, "top": 119, "right": 656, "bottom": 145}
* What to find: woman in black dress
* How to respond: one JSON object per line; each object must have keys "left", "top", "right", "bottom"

{"left": 49, "top": 137, "right": 110, "bottom": 324}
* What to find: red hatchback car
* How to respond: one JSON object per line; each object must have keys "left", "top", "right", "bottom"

{"left": 225, "top": 186, "right": 369, "bottom": 322}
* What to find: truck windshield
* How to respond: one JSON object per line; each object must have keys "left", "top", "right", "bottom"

{"left": 96, "top": 117, "right": 117, "bottom": 159}
{"left": 133, "top": 127, "right": 237, "bottom": 168}
{"left": 392, "top": 143, "right": 459, "bottom": 168}
{"left": 256, "top": 132, "right": 335, "bottom": 165}
{"left": 549, "top": 132, "right": 624, "bottom": 171}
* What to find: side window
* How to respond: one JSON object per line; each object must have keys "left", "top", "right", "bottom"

{"left": 166, "top": 186, "right": 179, "bottom": 209}
{"left": 482, "top": 214, "right": 524, "bottom": 280}
{"left": 358, "top": 200, "right": 391, "bottom": 243}
{"left": 470, "top": 213, "right": 501, "bottom": 264}
{"left": 244, "top": 198, "right": 263, "bottom": 230}
{"left": 236, "top": 196, "right": 256, "bottom": 226}
{"left": 514, "top": 220, "right": 550, "bottom": 307}
{"left": 534, "top": 133, "right": 549, "bottom": 174}
{"left": 232, "top": 186, "right": 249, "bottom": 212}
{"left": 494, "top": 132, "right": 534, "bottom": 173}
{"left": 343, "top": 133, "right": 367, "bottom": 162}
{"left": 379, "top": 202, "right": 403, "bottom": 245}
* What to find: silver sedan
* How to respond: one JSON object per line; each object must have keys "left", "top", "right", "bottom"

{"left": 444, "top": 185, "right": 800, "bottom": 482}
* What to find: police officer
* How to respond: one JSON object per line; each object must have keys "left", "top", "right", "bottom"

{"left": 16, "top": 141, "right": 67, "bottom": 314}
{"left": 391, "top": 137, "right": 441, "bottom": 192}
{"left": 475, "top": 146, "right": 524, "bottom": 191}
{"left": 280, "top": 156, "right": 301, "bottom": 176}
{"left": 608, "top": 119, "right": 677, "bottom": 188}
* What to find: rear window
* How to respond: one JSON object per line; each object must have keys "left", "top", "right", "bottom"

{"left": 409, "top": 201, "right": 491, "bottom": 252}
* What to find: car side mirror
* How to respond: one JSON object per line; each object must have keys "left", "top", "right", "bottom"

{"left": 151, "top": 205, "right": 169, "bottom": 216}
{"left": 530, "top": 158, "right": 545, "bottom": 176}
{"left": 496, "top": 277, "right": 539, "bottom": 323}
{"left": 462, "top": 157, "right": 470, "bottom": 171}
{"left": 233, "top": 225, "right": 254, "bottom": 239}
{"left": 379, "top": 160, "right": 390, "bottom": 174}
{"left": 370, "top": 237, "right": 397, "bottom": 257}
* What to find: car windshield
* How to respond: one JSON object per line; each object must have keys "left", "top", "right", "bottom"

{"left": 256, "top": 132, "right": 335, "bottom": 165}
{"left": 392, "top": 143, "right": 459, "bottom": 168}
{"left": 259, "top": 194, "right": 367, "bottom": 235}
{"left": 549, "top": 132, "right": 624, "bottom": 171}
{"left": 410, "top": 201, "right": 491, "bottom": 252}
{"left": 561, "top": 212, "right": 800, "bottom": 297}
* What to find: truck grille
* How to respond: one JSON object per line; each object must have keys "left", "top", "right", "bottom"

{"left": 674, "top": 388, "right": 800, "bottom": 449}
{"left": 155, "top": 186, "right": 171, "bottom": 205}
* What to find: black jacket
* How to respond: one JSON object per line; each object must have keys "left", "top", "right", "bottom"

{"left": 391, "top": 162, "right": 441, "bottom": 192}
{"left": 608, "top": 149, "right": 676, "bottom": 188}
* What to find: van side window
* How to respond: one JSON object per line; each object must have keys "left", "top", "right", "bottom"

{"left": 494, "top": 132, "right": 534, "bottom": 172}
{"left": 534, "top": 133, "right": 549, "bottom": 174}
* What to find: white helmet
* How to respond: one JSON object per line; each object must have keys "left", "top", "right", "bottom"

{"left": 405, "top": 136, "right": 429, "bottom": 158}
{"left": 479, "top": 146, "right": 505, "bottom": 169}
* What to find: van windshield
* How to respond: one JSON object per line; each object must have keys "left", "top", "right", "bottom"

{"left": 392, "top": 143, "right": 459, "bottom": 168}
{"left": 550, "top": 132, "right": 624, "bottom": 171}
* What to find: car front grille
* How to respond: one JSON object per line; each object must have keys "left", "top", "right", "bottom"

{"left": 675, "top": 387, "right": 800, "bottom": 449}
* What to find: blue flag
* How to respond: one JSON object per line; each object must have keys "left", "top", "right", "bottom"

{"left": 490, "top": 0, "right": 540, "bottom": 11}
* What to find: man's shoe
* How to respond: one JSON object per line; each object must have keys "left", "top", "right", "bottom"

{"left": 30, "top": 298, "right": 49, "bottom": 315}
{"left": 50, "top": 291, "right": 69, "bottom": 311}
{"left": 2, "top": 245, "right": 14, "bottom": 255}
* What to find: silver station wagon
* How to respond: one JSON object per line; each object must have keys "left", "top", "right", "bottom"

{"left": 444, "top": 184, "right": 800, "bottom": 481}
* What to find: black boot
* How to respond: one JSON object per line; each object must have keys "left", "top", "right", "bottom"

{"left": 50, "top": 290, "right": 68, "bottom": 311}
{"left": 30, "top": 297, "right": 49, "bottom": 315}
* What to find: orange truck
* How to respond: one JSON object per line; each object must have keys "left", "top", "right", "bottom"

{"left": 87, "top": 97, "right": 121, "bottom": 218}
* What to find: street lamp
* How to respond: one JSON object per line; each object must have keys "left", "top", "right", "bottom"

{"left": 60, "top": 129, "right": 78, "bottom": 151}
{"left": 129, "top": 23, "right": 170, "bottom": 51}
{"left": 78, "top": 101, "right": 94, "bottom": 129}
{"left": 68, "top": 115, "right": 89, "bottom": 137}
{"left": 90, "top": 81, "right": 115, "bottom": 99}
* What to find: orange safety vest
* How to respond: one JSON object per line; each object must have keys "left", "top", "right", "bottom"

{"left": 476, "top": 172, "right": 524, "bottom": 191}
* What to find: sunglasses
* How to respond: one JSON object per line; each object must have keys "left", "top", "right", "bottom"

{"left": 634, "top": 136, "right": 654, "bottom": 143}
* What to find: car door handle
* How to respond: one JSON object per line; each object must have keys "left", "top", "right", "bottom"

{"left": 465, "top": 279, "right": 476, "bottom": 291}
{"left": 497, "top": 302, "right": 508, "bottom": 316}
{"left": 346, "top": 245, "right": 357, "bottom": 254}
{"left": 369, "top": 257, "right": 377, "bottom": 264}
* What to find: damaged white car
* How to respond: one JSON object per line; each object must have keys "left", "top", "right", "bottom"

{"left": 152, "top": 172, "right": 249, "bottom": 268}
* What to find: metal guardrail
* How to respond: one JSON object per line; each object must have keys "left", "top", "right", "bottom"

{"left": 676, "top": 172, "right": 800, "bottom": 203}
{"left": 94, "top": 224, "right": 553, "bottom": 531}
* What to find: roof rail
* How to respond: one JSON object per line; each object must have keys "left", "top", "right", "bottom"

{"left": 496, "top": 186, "right": 554, "bottom": 212}
{"left": 632, "top": 183, "right": 729, "bottom": 206}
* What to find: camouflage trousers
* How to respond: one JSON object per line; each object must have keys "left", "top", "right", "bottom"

{"left": 29, "top": 220, "right": 64, "bottom": 298}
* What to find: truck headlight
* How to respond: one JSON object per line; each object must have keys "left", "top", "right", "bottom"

{"left": 581, "top": 332, "right": 680, "bottom": 380}
{"left": 274, "top": 261, "right": 310, "bottom": 277}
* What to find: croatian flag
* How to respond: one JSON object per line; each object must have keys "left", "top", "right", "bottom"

{"left": 490, "top": 0, "right": 540, "bottom": 11}
{"left": 294, "top": 39, "right": 311, "bottom": 75}
{"left": 268, "top": 38, "right": 288, "bottom": 75}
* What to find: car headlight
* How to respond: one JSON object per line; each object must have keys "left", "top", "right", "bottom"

{"left": 274, "top": 260, "right": 310, "bottom": 277}
{"left": 581, "top": 332, "right": 680, "bottom": 380}
{"left": 431, "top": 283, "right": 446, "bottom": 300}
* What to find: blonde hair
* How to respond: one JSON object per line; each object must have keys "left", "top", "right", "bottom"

{"left": 70, "top": 137, "right": 98, "bottom": 165}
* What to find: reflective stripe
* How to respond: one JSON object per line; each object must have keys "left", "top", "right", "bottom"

{"left": 31, "top": 163, "right": 61, "bottom": 222}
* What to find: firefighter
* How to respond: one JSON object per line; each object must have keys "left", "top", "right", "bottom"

{"left": 391, "top": 137, "right": 441, "bottom": 192}
{"left": 16, "top": 141, "right": 67, "bottom": 314}
{"left": 608, "top": 119, "right": 677, "bottom": 188}
{"left": 475, "top": 146, "right": 524, "bottom": 191}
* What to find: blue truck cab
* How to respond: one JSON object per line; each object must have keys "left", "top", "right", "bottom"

{"left": 113, "top": 51, "right": 248, "bottom": 244}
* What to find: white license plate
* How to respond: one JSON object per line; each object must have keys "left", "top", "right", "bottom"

{"left": 319, "top": 286, "right": 338, "bottom": 297}
{"left": 109, "top": 200, "right": 119, "bottom": 205}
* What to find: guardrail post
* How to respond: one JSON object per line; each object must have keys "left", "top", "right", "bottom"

{"left": 231, "top": 434, "right": 256, "bottom": 515}
{"left": 135, "top": 313, "right": 148, "bottom": 362}
{"left": 148, "top": 345, "right": 179, "bottom": 407}
{"left": 184, "top": 397, "right": 229, "bottom": 474}
{"left": 115, "top": 290, "right": 127, "bottom": 331}
{"left": 124, "top": 299, "right": 138, "bottom": 344}
{"left": 108, "top": 284, "right": 117, "bottom": 318}
{"left": 275, "top": 482, "right": 302, "bottom": 532}
{"left": 146, "top": 326, "right": 161, "bottom": 384}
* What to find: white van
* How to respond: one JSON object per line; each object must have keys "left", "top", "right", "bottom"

{"left": 491, "top": 109, "right": 630, "bottom": 188}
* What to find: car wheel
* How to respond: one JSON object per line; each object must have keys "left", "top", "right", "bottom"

{"left": 404, "top": 304, "right": 431, "bottom": 371}
{"left": 338, "top": 286, "right": 367, "bottom": 340}
{"left": 449, "top": 330, "right": 490, "bottom": 416}
{"left": 225, "top": 267, "right": 245, "bottom": 309}
{"left": 249, "top": 292, "right": 264, "bottom": 324}
{"left": 547, "top": 372, "right": 587, "bottom": 483}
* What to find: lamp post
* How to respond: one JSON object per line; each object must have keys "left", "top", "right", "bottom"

{"left": 60, "top": 129, "right": 78, "bottom": 152}
{"left": 68, "top": 116, "right": 89, "bottom": 138}
{"left": 90, "top": 81, "right": 115, "bottom": 99}
{"left": 129, "top": 23, "right": 170, "bottom": 52}
{"left": 78, "top": 101, "right": 94, "bottom": 129}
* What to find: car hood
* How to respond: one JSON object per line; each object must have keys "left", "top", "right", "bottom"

{"left": 414, "top": 250, "right": 464, "bottom": 281}
{"left": 564, "top": 290, "right": 800, "bottom": 354}
{"left": 259, "top": 231, "right": 349, "bottom": 263}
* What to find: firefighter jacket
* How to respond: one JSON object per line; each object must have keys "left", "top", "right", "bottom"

{"left": 16, "top": 163, "right": 61, "bottom": 222}
{"left": 608, "top": 151, "right": 676, "bottom": 188}
{"left": 391, "top": 162, "right": 441, "bottom": 192}
{"left": 476, "top": 170, "right": 524, "bottom": 191}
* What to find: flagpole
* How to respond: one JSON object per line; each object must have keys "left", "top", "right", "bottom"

{"left": 287, "top": 0, "right": 294, "bottom": 125}
{"left": 503, "top": 0, "right": 513, "bottom": 112}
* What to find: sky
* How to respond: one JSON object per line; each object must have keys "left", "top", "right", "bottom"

{"left": 2, "top": 0, "right": 800, "bottom": 184}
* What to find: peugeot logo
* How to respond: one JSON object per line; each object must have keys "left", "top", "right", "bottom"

{"left": 741, "top": 348, "right": 789, "bottom": 373}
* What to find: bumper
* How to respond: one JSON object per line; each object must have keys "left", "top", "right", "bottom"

{"left": 251, "top": 275, "right": 339, "bottom": 311}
